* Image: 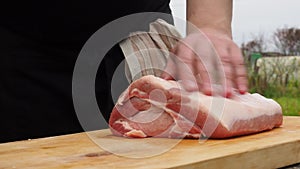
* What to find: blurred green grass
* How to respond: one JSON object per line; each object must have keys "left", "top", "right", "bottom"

{"left": 273, "top": 97, "right": 300, "bottom": 116}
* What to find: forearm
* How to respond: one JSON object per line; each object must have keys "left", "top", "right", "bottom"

{"left": 187, "top": 0, "right": 233, "bottom": 38}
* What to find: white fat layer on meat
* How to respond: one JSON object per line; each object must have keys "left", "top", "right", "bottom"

{"left": 131, "top": 88, "right": 147, "bottom": 96}
{"left": 117, "top": 75, "right": 180, "bottom": 105}
{"left": 115, "top": 119, "right": 147, "bottom": 137}
{"left": 184, "top": 133, "right": 201, "bottom": 138}
{"left": 129, "top": 105, "right": 164, "bottom": 123}
{"left": 125, "top": 129, "right": 147, "bottom": 138}
{"left": 187, "top": 92, "right": 282, "bottom": 130}
{"left": 115, "top": 119, "right": 134, "bottom": 131}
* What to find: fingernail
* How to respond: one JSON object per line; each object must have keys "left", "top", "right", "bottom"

{"left": 239, "top": 90, "right": 246, "bottom": 94}
{"left": 239, "top": 85, "right": 248, "bottom": 94}
{"left": 204, "top": 91, "right": 212, "bottom": 96}
{"left": 224, "top": 87, "right": 232, "bottom": 98}
{"left": 225, "top": 91, "right": 232, "bottom": 98}
{"left": 202, "top": 83, "right": 212, "bottom": 96}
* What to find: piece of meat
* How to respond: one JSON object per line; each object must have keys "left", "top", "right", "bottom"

{"left": 109, "top": 75, "right": 283, "bottom": 139}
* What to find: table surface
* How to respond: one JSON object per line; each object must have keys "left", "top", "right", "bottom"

{"left": 1, "top": 116, "right": 300, "bottom": 169}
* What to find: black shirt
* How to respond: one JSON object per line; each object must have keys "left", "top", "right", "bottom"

{"left": 0, "top": 1, "right": 171, "bottom": 48}
{"left": 0, "top": 1, "right": 171, "bottom": 143}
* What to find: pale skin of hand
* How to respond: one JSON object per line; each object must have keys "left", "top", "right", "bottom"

{"left": 161, "top": 0, "right": 248, "bottom": 98}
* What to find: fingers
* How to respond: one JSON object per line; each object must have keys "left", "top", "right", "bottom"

{"left": 162, "top": 39, "right": 221, "bottom": 95}
{"left": 205, "top": 41, "right": 233, "bottom": 98}
{"left": 161, "top": 33, "right": 248, "bottom": 98}
{"left": 195, "top": 58, "right": 213, "bottom": 96}
{"left": 230, "top": 44, "right": 248, "bottom": 94}
{"left": 170, "top": 42, "right": 199, "bottom": 91}
{"left": 219, "top": 52, "right": 234, "bottom": 98}
{"left": 215, "top": 42, "right": 248, "bottom": 97}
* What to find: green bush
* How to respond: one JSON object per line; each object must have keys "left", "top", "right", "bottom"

{"left": 246, "top": 55, "right": 300, "bottom": 116}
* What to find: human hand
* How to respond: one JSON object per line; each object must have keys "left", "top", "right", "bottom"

{"left": 161, "top": 29, "right": 248, "bottom": 98}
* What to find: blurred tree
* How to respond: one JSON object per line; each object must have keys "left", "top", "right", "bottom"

{"left": 273, "top": 27, "right": 300, "bottom": 56}
{"left": 241, "top": 33, "right": 266, "bottom": 62}
{"left": 241, "top": 35, "right": 266, "bottom": 53}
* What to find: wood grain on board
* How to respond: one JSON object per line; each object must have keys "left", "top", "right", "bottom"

{"left": 0, "top": 116, "right": 300, "bottom": 169}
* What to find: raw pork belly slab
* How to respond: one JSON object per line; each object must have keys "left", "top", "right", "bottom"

{"left": 109, "top": 75, "right": 283, "bottom": 139}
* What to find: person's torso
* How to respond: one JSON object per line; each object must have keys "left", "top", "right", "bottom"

{"left": 0, "top": 0, "right": 171, "bottom": 48}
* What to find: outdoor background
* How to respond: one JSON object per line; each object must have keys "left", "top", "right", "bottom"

{"left": 170, "top": 0, "right": 300, "bottom": 116}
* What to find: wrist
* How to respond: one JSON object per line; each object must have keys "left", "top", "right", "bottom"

{"left": 187, "top": 22, "right": 233, "bottom": 40}
{"left": 199, "top": 27, "right": 232, "bottom": 39}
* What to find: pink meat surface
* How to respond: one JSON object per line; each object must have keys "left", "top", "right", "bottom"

{"left": 109, "top": 75, "right": 283, "bottom": 139}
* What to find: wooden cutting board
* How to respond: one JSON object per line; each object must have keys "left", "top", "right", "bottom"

{"left": 0, "top": 116, "right": 300, "bottom": 169}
